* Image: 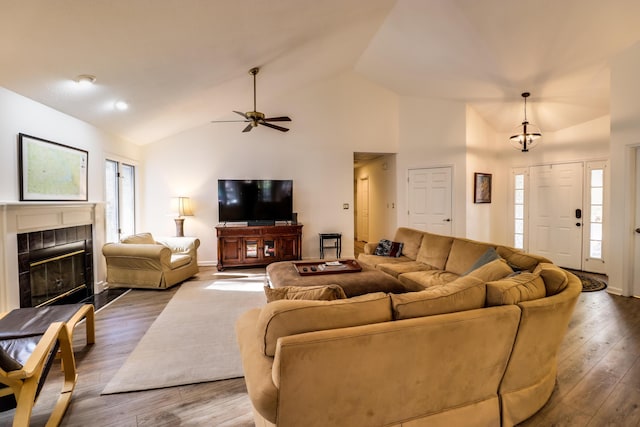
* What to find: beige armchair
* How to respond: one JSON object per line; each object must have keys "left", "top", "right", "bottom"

{"left": 102, "top": 232, "right": 200, "bottom": 289}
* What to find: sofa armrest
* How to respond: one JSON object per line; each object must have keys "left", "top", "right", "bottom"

{"left": 363, "top": 242, "right": 378, "bottom": 255}
{"left": 236, "top": 308, "right": 279, "bottom": 424}
{"left": 155, "top": 237, "right": 201, "bottom": 255}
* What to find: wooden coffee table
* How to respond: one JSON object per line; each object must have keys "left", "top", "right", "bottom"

{"left": 266, "top": 259, "right": 411, "bottom": 298}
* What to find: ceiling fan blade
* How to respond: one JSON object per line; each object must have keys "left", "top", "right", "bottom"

{"left": 260, "top": 121, "right": 289, "bottom": 132}
{"left": 242, "top": 123, "right": 253, "bottom": 133}
{"left": 211, "top": 119, "right": 249, "bottom": 123}
{"left": 233, "top": 110, "right": 248, "bottom": 119}
{"left": 264, "top": 116, "right": 292, "bottom": 122}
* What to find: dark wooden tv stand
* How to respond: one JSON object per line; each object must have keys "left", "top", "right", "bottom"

{"left": 215, "top": 224, "right": 303, "bottom": 271}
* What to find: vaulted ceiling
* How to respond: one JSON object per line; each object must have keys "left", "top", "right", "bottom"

{"left": 1, "top": 0, "right": 639, "bottom": 144}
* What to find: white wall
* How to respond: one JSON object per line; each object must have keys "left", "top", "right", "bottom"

{"left": 0, "top": 86, "right": 142, "bottom": 289}
{"left": 610, "top": 41, "right": 640, "bottom": 296}
{"left": 465, "top": 106, "right": 502, "bottom": 243}
{"left": 140, "top": 71, "right": 399, "bottom": 264}
{"left": 396, "top": 96, "right": 467, "bottom": 237}
{"left": 354, "top": 153, "right": 397, "bottom": 243}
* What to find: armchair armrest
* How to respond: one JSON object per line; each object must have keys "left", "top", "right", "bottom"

{"left": 102, "top": 243, "right": 172, "bottom": 269}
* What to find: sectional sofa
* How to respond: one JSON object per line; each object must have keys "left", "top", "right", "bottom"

{"left": 236, "top": 227, "right": 581, "bottom": 426}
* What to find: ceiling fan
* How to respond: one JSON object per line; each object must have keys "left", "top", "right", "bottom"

{"left": 211, "top": 67, "right": 291, "bottom": 132}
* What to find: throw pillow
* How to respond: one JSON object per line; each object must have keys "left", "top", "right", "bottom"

{"left": 263, "top": 285, "right": 347, "bottom": 302}
{"left": 463, "top": 247, "right": 501, "bottom": 275}
{"left": 374, "top": 239, "right": 404, "bottom": 257}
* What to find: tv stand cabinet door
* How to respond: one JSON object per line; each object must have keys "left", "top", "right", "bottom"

{"left": 218, "top": 237, "right": 242, "bottom": 270}
{"left": 278, "top": 234, "right": 301, "bottom": 261}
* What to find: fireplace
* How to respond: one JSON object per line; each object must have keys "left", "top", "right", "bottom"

{"left": 17, "top": 225, "right": 94, "bottom": 308}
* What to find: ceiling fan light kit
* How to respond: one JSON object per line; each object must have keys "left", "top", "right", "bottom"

{"left": 212, "top": 67, "right": 291, "bottom": 133}
{"left": 509, "top": 92, "right": 542, "bottom": 152}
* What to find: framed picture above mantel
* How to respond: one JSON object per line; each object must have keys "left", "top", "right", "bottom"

{"left": 18, "top": 133, "right": 88, "bottom": 201}
{"left": 474, "top": 172, "right": 492, "bottom": 204}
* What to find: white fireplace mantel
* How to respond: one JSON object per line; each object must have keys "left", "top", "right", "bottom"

{"left": 0, "top": 202, "right": 105, "bottom": 311}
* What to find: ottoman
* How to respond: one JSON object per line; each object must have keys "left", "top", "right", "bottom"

{"left": 266, "top": 260, "right": 417, "bottom": 297}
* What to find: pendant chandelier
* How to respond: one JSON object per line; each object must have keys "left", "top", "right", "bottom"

{"left": 509, "top": 92, "right": 542, "bottom": 152}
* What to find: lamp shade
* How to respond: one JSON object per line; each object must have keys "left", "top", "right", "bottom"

{"left": 172, "top": 197, "right": 194, "bottom": 217}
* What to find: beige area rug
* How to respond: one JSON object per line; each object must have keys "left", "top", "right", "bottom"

{"left": 101, "top": 272, "right": 266, "bottom": 394}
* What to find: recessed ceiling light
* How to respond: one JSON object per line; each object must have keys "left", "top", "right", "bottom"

{"left": 114, "top": 100, "right": 129, "bottom": 111}
{"left": 75, "top": 74, "right": 96, "bottom": 86}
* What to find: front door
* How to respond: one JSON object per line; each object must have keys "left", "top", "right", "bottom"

{"left": 408, "top": 167, "right": 452, "bottom": 235}
{"left": 529, "top": 163, "right": 583, "bottom": 269}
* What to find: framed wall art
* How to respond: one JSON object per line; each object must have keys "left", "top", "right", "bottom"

{"left": 19, "top": 133, "right": 88, "bottom": 201}
{"left": 474, "top": 172, "right": 492, "bottom": 204}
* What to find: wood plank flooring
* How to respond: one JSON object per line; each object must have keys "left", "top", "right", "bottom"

{"left": 1, "top": 267, "right": 639, "bottom": 426}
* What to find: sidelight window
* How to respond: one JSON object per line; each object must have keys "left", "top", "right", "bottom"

{"left": 513, "top": 170, "right": 526, "bottom": 249}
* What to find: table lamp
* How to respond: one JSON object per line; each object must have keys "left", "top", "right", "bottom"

{"left": 172, "top": 196, "right": 193, "bottom": 237}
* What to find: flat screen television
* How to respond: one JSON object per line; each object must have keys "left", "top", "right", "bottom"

{"left": 218, "top": 179, "right": 293, "bottom": 225}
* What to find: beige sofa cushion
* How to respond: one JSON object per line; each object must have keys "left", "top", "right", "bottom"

{"left": 496, "top": 246, "right": 552, "bottom": 272}
{"left": 534, "top": 263, "right": 569, "bottom": 296}
{"left": 121, "top": 232, "right": 155, "bottom": 244}
{"left": 393, "top": 227, "right": 425, "bottom": 260}
{"left": 415, "top": 233, "right": 454, "bottom": 270}
{"left": 486, "top": 273, "right": 546, "bottom": 306}
{"left": 391, "top": 276, "right": 486, "bottom": 320}
{"left": 357, "top": 253, "right": 412, "bottom": 268}
{"left": 169, "top": 253, "right": 192, "bottom": 269}
{"left": 263, "top": 284, "right": 347, "bottom": 302}
{"left": 467, "top": 258, "right": 514, "bottom": 282}
{"left": 376, "top": 261, "right": 435, "bottom": 278}
{"left": 445, "top": 239, "right": 496, "bottom": 275}
{"left": 257, "top": 292, "right": 392, "bottom": 356}
{"left": 398, "top": 270, "right": 460, "bottom": 289}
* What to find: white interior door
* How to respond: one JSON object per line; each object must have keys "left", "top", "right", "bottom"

{"left": 357, "top": 177, "right": 369, "bottom": 242}
{"left": 408, "top": 167, "right": 452, "bottom": 234}
{"left": 529, "top": 163, "right": 583, "bottom": 269}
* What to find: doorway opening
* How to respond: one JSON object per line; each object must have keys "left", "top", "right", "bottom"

{"left": 353, "top": 153, "right": 397, "bottom": 258}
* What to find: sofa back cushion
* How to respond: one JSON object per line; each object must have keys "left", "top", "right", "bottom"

{"left": 257, "top": 292, "right": 392, "bottom": 356}
{"left": 391, "top": 275, "right": 486, "bottom": 320}
{"left": 445, "top": 239, "right": 496, "bottom": 275}
{"left": 393, "top": 227, "right": 425, "bottom": 260}
{"left": 466, "top": 258, "right": 514, "bottom": 282}
{"left": 486, "top": 272, "right": 546, "bottom": 306}
{"left": 121, "top": 232, "right": 155, "bottom": 245}
{"left": 415, "top": 232, "right": 454, "bottom": 269}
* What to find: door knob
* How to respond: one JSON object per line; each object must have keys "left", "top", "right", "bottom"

{"left": 576, "top": 223, "right": 581, "bottom": 227}
{"left": 636, "top": 227, "right": 640, "bottom": 234}
{"left": 443, "top": 218, "right": 451, "bottom": 222}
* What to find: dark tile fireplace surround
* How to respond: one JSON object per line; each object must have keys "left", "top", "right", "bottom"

{"left": 17, "top": 225, "right": 94, "bottom": 308}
